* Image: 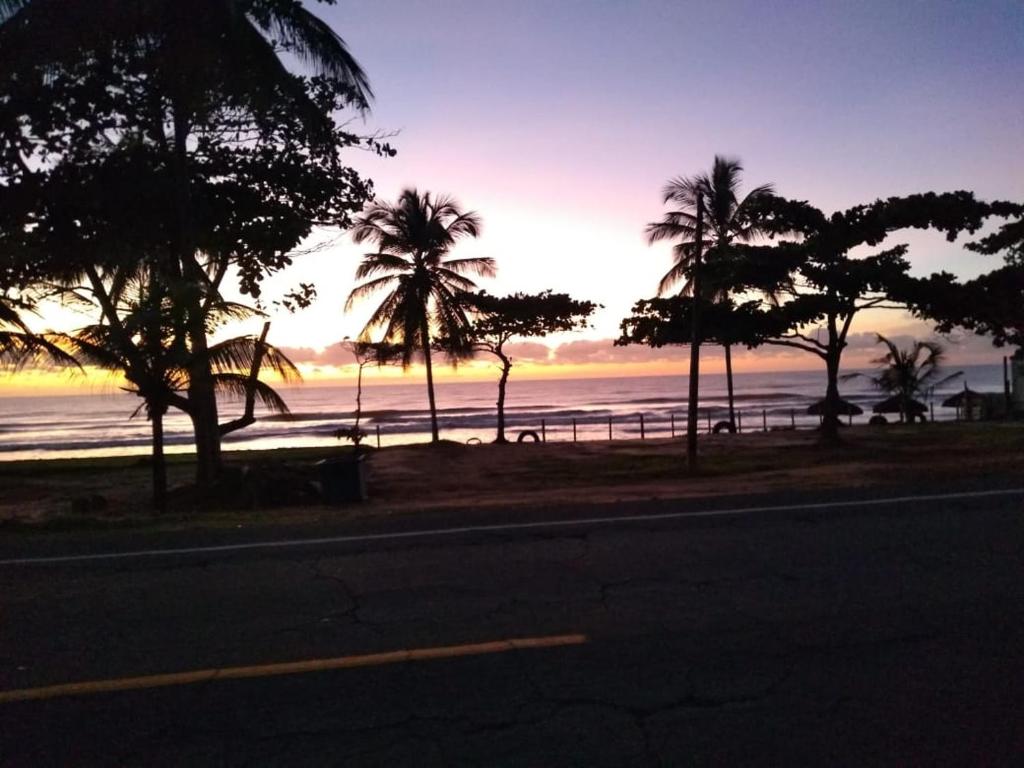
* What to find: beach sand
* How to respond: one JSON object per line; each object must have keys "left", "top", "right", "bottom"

{"left": 1, "top": 421, "right": 1022, "bottom": 531}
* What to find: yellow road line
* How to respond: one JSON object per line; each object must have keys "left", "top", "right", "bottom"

{"left": 0, "top": 633, "right": 587, "bottom": 704}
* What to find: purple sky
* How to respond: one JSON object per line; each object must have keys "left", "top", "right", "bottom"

{"left": 247, "top": 0, "right": 1024, "bottom": 360}
{"left": 27, "top": 0, "right": 1023, "bottom": 385}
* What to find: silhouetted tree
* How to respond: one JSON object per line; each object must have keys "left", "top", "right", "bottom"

{"left": 59, "top": 269, "right": 299, "bottom": 512}
{"left": 627, "top": 193, "right": 1002, "bottom": 444}
{"left": 646, "top": 156, "right": 774, "bottom": 429}
{"left": 346, "top": 189, "right": 495, "bottom": 443}
{"left": 462, "top": 291, "right": 597, "bottom": 443}
{"left": 334, "top": 340, "right": 402, "bottom": 447}
{"left": 0, "top": 1, "right": 383, "bottom": 489}
{"left": 905, "top": 204, "right": 1024, "bottom": 351}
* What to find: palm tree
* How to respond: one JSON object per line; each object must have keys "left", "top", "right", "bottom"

{"left": 848, "top": 334, "right": 962, "bottom": 423}
{"left": 646, "top": 156, "right": 774, "bottom": 430}
{"left": 60, "top": 273, "right": 299, "bottom": 512}
{"left": 346, "top": 189, "right": 495, "bottom": 443}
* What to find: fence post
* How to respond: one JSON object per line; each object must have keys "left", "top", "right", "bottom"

{"left": 790, "top": 409, "right": 795, "bottom": 429}
{"left": 762, "top": 409, "right": 767, "bottom": 432}
{"left": 572, "top": 418, "right": 577, "bottom": 442}
{"left": 706, "top": 410, "right": 712, "bottom": 434}
{"left": 608, "top": 416, "right": 613, "bottom": 441}
{"left": 376, "top": 424, "right": 381, "bottom": 448}
{"left": 541, "top": 419, "right": 547, "bottom": 442}
{"left": 670, "top": 413, "right": 675, "bottom": 438}
{"left": 640, "top": 413, "right": 645, "bottom": 440}
{"left": 737, "top": 411, "right": 742, "bottom": 433}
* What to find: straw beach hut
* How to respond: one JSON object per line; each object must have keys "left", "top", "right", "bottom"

{"left": 807, "top": 397, "right": 863, "bottom": 426}
{"left": 941, "top": 387, "right": 988, "bottom": 421}
{"left": 807, "top": 398, "right": 863, "bottom": 417}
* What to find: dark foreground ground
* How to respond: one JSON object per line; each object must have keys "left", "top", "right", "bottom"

{"left": 1, "top": 483, "right": 1023, "bottom": 766}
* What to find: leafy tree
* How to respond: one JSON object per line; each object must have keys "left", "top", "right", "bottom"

{"left": 905, "top": 204, "right": 1024, "bottom": 351}
{"left": 741, "top": 193, "right": 1004, "bottom": 442}
{"left": 645, "top": 156, "right": 774, "bottom": 429}
{"left": 461, "top": 291, "right": 597, "bottom": 443}
{"left": 346, "top": 189, "right": 495, "bottom": 443}
{"left": 618, "top": 296, "right": 778, "bottom": 350}
{"left": 843, "top": 335, "right": 961, "bottom": 423}
{"left": 0, "top": 1, "right": 383, "bottom": 488}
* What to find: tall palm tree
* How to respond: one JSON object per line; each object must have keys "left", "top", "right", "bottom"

{"left": 646, "top": 156, "right": 775, "bottom": 429}
{"left": 346, "top": 189, "right": 495, "bottom": 443}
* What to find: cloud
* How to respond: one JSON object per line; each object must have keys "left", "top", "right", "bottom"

{"left": 549, "top": 339, "right": 682, "bottom": 365}
{"left": 503, "top": 341, "right": 551, "bottom": 363}
{"left": 278, "top": 344, "right": 358, "bottom": 367}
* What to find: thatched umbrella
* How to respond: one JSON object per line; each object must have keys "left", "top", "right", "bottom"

{"left": 942, "top": 386, "right": 987, "bottom": 421}
{"left": 940, "top": 388, "right": 985, "bottom": 409}
{"left": 873, "top": 395, "right": 927, "bottom": 422}
{"left": 807, "top": 398, "right": 863, "bottom": 417}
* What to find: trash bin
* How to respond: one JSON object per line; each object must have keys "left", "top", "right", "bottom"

{"left": 317, "top": 455, "right": 367, "bottom": 504}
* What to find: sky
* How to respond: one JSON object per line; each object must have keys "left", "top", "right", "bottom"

{"left": 9, "top": 0, "right": 1024, "bottom": 394}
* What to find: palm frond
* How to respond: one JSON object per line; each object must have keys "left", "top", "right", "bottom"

{"left": 439, "top": 256, "right": 496, "bottom": 278}
{"left": 256, "top": 3, "right": 372, "bottom": 106}
{"left": 346, "top": 275, "right": 399, "bottom": 311}
{"left": 354, "top": 253, "right": 413, "bottom": 280}
{"left": 212, "top": 373, "right": 291, "bottom": 415}
{"left": 657, "top": 261, "right": 690, "bottom": 297}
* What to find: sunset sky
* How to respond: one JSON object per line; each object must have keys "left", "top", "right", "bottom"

{"left": 9, "top": 0, "right": 1024, "bottom": 394}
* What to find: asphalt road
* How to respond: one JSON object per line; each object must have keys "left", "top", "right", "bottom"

{"left": 1, "top": 486, "right": 1023, "bottom": 766}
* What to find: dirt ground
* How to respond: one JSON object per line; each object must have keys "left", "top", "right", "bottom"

{"left": 1, "top": 422, "right": 1022, "bottom": 530}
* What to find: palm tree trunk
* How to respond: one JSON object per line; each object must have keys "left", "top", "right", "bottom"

{"left": 151, "top": 407, "right": 167, "bottom": 514}
{"left": 495, "top": 351, "right": 511, "bottom": 443}
{"left": 686, "top": 195, "right": 706, "bottom": 472}
{"left": 353, "top": 361, "right": 365, "bottom": 447}
{"left": 724, "top": 343, "right": 736, "bottom": 431}
{"left": 421, "top": 320, "right": 440, "bottom": 443}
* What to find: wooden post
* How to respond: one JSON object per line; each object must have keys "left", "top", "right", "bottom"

{"left": 670, "top": 413, "right": 675, "bottom": 438}
{"left": 541, "top": 419, "right": 547, "bottom": 443}
{"left": 1005, "top": 356, "right": 1012, "bottom": 416}
{"left": 376, "top": 424, "right": 381, "bottom": 448}
{"left": 608, "top": 416, "right": 613, "bottom": 441}
{"left": 706, "top": 411, "right": 712, "bottom": 434}
{"left": 572, "top": 418, "right": 577, "bottom": 442}
{"left": 762, "top": 409, "right": 767, "bottom": 432}
{"left": 640, "top": 413, "right": 645, "bottom": 440}
{"left": 790, "top": 409, "right": 795, "bottom": 429}
{"left": 737, "top": 411, "right": 742, "bottom": 433}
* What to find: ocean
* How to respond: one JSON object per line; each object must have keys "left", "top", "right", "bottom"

{"left": 0, "top": 364, "right": 1006, "bottom": 461}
